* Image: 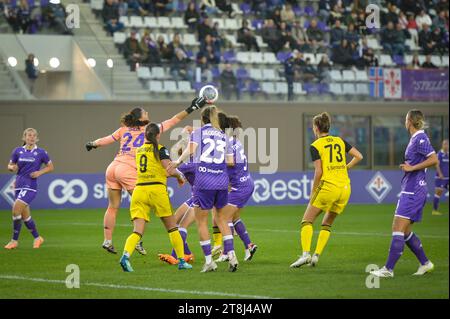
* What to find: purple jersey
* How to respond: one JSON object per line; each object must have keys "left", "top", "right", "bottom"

{"left": 401, "top": 130, "right": 435, "bottom": 194}
{"left": 10, "top": 145, "right": 51, "bottom": 191}
{"left": 227, "top": 137, "right": 253, "bottom": 187}
{"left": 178, "top": 161, "right": 195, "bottom": 186}
{"left": 436, "top": 150, "right": 449, "bottom": 179}
{"left": 190, "top": 124, "right": 232, "bottom": 190}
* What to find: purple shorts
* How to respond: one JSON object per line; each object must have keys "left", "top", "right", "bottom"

{"left": 15, "top": 189, "right": 37, "bottom": 206}
{"left": 184, "top": 196, "right": 194, "bottom": 208}
{"left": 193, "top": 189, "right": 228, "bottom": 210}
{"left": 435, "top": 178, "right": 449, "bottom": 190}
{"left": 395, "top": 191, "right": 427, "bottom": 223}
{"left": 228, "top": 182, "right": 255, "bottom": 208}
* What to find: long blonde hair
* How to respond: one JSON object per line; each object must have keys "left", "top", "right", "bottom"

{"left": 22, "top": 128, "right": 39, "bottom": 145}
{"left": 201, "top": 105, "right": 221, "bottom": 130}
{"left": 407, "top": 109, "right": 428, "bottom": 130}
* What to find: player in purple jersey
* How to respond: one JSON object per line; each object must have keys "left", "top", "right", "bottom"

{"left": 213, "top": 115, "right": 258, "bottom": 263}
{"left": 169, "top": 106, "right": 238, "bottom": 273}
{"left": 371, "top": 110, "right": 438, "bottom": 278}
{"left": 432, "top": 139, "right": 449, "bottom": 215}
{"left": 5, "top": 128, "right": 54, "bottom": 250}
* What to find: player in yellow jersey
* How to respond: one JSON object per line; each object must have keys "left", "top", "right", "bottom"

{"left": 119, "top": 123, "right": 192, "bottom": 272}
{"left": 290, "top": 112, "right": 363, "bottom": 268}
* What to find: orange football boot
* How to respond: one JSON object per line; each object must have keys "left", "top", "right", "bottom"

{"left": 33, "top": 236, "right": 44, "bottom": 248}
{"left": 158, "top": 254, "right": 179, "bottom": 265}
{"left": 4, "top": 240, "right": 18, "bottom": 250}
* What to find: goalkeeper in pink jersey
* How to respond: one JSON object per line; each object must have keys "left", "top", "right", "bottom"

{"left": 85, "top": 98, "right": 206, "bottom": 254}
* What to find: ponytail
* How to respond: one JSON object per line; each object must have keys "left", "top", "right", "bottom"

{"left": 201, "top": 105, "right": 221, "bottom": 130}
{"left": 145, "top": 123, "right": 161, "bottom": 161}
{"left": 121, "top": 107, "right": 149, "bottom": 127}
{"left": 407, "top": 109, "right": 428, "bottom": 130}
{"left": 313, "top": 112, "right": 331, "bottom": 133}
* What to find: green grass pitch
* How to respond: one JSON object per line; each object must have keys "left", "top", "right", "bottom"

{"left": 0, "top": 203, "right": 448, "bottom": 299}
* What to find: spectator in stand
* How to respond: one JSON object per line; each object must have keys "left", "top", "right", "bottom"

{"left": 301, "top": 57, "right": 317, "bottom": 83}
{"left": 330, "top": 19, "right": 345, "bottom": 47}
{"left": 251, "top": 0, "right": 265, "bottom": 15}
{"left": 398, "top": 11, "right": 408, "bottom": 30}
{"left": 430, "top": 26, "right": 446, "bottom": 55}
{"left": 433, "top": 11, "right": 448, "bottom": 34}
{"left": 345, "top": 22, "right": 360, "bottom": 46}
{"left": 184, "top": 2, "right": 200, "bottom": 31}
{"left": 261, "top": 19, "right": 283, "bottom": 53}
{"left": 140, "top": 29, "right": 161, "bottom": 66}
{"left": 406, "top": 13, "right": 419, "bottom": 45}
{"left": 117, "top": 0, "right": 128, "bottom": 17}
{"left": 328, "top": 3, "right": 344, "bottom": 26}
{"left": 408, "top": 54, "right": 422, "bottom": 69}
{"left": 436, "top": 0, "right": 449, "bottom": 13}
{"left": 17, "top": 0, "right": 31, "bottom": 33}
{"left": 359, "top": 47, "right": 379, "bottom": 67}
{"left": 25, "top": 53, "right": 38, "bottom": 94}
{"left": 291, "top": 20, "right": 310, "bottom": 51}
{"left": 268, "top": 6, "right": 282, "bottom": 27}
{"left": 401, "top": 0, "right": 421, "bottom": 15}
{"left": 3, "top": 0, "right": 20, "bottom": 32}
{"left": 419, "top": 24, "right": 435, "bottom": 55}
{"left": 123, "top": 29, "right": 146, "bottom": 71}
{"left": 383, "top": 3, "right": 399, "bottom": 25}
{"left": 392, "top": 23, "right": 406, "bottom": 56}
{"left": 381, "top": 21, "right": 403, "bottom": 56}
{"left": 318, "top": 0, "right": 331, "bottom": 24}
{"left": 280, "top": 21, "right": 296, "bottom": 50}
{"left": 317, "top": 54, "right": 332, "bottom": 83}
{"left": 237, "top": 19, "right": 260, "bottom": 51}
{"left": 211, "top": 21, "right": 224, "bottom": 47}
{"left": 102, "top": 0, "right": 124, "bottom": 35}
{"left": 152, "top": 0, "right": 171, "bottom": 17}
{"left": 284, "top": 53, "right": 295, "bottom": 101}
{"left": 168, "top": 33, "right": 187, "bottom": 61}
{"left": 356, "top": 9, "right": 368, "bottom": 35}
{"left": 422, "top": 54, "right": 438, "bottom": 68}
{"left": 220, "top": 63, "right": 238, "bottom": 100}
{"left": 306, "top": 18, "right": 326, "bottom": 53}
{"left": 216, "top": 0, "right": 234, "bottom": 18}
{"left": 332, "top": 39, "right": 355, "bottom": 67}
{"left": 201, "top": 0, "right": 219, "bottom": 16}
{"left": 280, "top": 4, "right": 295, "bottom": 25}
{"left": 44, "top": 0, "right": 73, "bottom": 35}
{"left": 197, "top": 17, "right": 214, "bottom": 42}
{"left": 127, "top": 0, "right": 148, "bottom": 16}
{"left": 200, "top": 34, "right": 221, "bottom": 64}
{"left": 170, "top": 48, "right": 193, "bottom": 82}
{"left": 415, "top": 9, "right": 432, "bottom": 30}
{"left": 157, "top": 35, "right": 172, "bottom": 60}
{"left": 196, "top": 55, "right": 213, "bottom": 83}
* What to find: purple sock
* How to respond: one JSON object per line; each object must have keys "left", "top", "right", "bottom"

{"left": 405, "top": 232, "right": 429, "bottom": 265}
{"left": 12, "top": 217, "right": 22, "bottom": 241}
{"left": 385, "top": 232, "right": 405, "bottom": 271}
{"left": 200, "top": 240, "right": 211, "bottom": 257}
{"left": 179, "top": 228, "right": 191, "bottom": 255}
{"left": 24, "top": 217, "right": 39, "bottom": 239}
{"left": 223, "top": 235, "right": 235, "bottom": 254}
{"left": 433, "top": 195, "right": 440, "bottom": 210}
{"left": 234, "top": 219, "right": 252, "bottom": 249}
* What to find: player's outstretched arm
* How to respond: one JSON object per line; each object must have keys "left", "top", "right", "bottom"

{"left": 85, "top": 134, "right": 118, "bottom": 151}
{"left": 346, "top": 147, "right": 364, "bottom": 169}
{"left": 159, "top": 97, "right": 206, "bottom": 133}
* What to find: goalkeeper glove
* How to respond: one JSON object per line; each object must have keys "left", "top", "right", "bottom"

{"left": 185, "top": 96, "right": 206, "bottom": 114}
{"left": 85, "top": 141, "right": 97, "bottom": 151}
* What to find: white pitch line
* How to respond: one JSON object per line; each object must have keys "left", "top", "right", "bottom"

{"left": 0, "top": 275, "right": 278, "bottom": 299}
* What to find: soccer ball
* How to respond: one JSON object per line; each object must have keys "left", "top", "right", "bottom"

{"left": 199, "top": 85, "right": 219, "bottom": 104}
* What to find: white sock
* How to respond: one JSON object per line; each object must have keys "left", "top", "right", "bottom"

{"left": 103, "top": 239, "right": 112, "bottom": 245}
{"left": 205, "top": 255, "right": 212, "bottom": 264}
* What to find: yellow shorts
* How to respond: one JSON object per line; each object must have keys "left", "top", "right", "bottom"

{"left": 130, "top": 184, "right": 173, "bottom": 222}
{"left": 310, "top": 181, "right": 351, "bottom": 214}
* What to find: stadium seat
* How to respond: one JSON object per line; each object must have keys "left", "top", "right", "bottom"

{"left": 225, "top": 34, "right": 241, "bottom": 47}
{"left": 294, "top": 83, "right": 307, "bottom": 95}
{"left": 404, "top": 54, "right": 413, "bottom": 65}
{"left": 342, "top": 83, "right": 356, "bottom": 95}
{"left": 236, "top": 52, "right": 251, "bottom": 63}
{"left": 212, "top": 18, "right": 225, "bottom": 29}
{"left": 262, "top": 68, "right": 277, "bottom": 80}
{"left": 222, "top": 50, "right": 236, "bottom": 63}
{"left": 418, "top": 55, "right": 426, "bottom": 65}
{"left": 157, "top": 17, "right": 171, "bottom": 29}
{"left": 303, "top": 53, "right": 316, "bottom": 65}
{"left": 236, "top": 67, "right": 249, "bottom": 80}
{"left": 90, "top": 0, "right": 103, "bottom": 10}
{"left": 231, "top": 2, "right": 243, "bottom": 15}
{"left": 183, "top": 34, "right": 197, "bottom": 46}
{"left": 249, "top": 68, "right": 263, "bottom": 80}
{"left": 330, "top": 83, "right": 343, "bottom": 95}
{"left": 356, "top": 83, "right": 370, "bottom": 95}
{"left": 405, "top": 39, "right": 419, "bottom": 51}
{"left": 379, "top": 54, "right": 395, "bottom": 66}
{"left": 431, "top": 55, "right": 442, "bottom": 67}
{"left": 261, "top": 82, "right": 276, "bottom": 94}
{"left": 249, "top": 52, "right": 263, "bottom": 64}
{"left": 171, "top": 17, "right": 186, "bottom": 29}
{"left": 113, "top": 32, "right": 126, "bottom": 44}
{"left": 255, "top": 35, "right": 268, "bottom": 48}
{"left": 342, "top": 70, "right": 356, "bottom": 81}
{"left": 156, "top": 33, "right": 170, "bottom": 43}
{"left": 275, "top": 82, "right": 288, "bottom": 94}
{"left": 144, "top": 16, "right": 158, "bottom": 29}
{"left": 330, "top": 70, "right": 343, "bottom": 82}
{"left": 137, "top": 66, "right": 151, "bottom": 79}
{"left": 367, "top": 38, "right": 381, "bottom": 50}
{"left": 129, "top": 16, "right": 143, "bottom": 28}
{"left": 163, "top": 81, "right": 178, "bottom": 93}
{"left": 119, "top": 16, "right": 130, "bottom": 28}
{"left": 442, "top": 56, "right": 449, "bottom": 67}
{"left": 224, "top": 19, "right": 240, "bottom": 30}
{"left": 355, "top": 70, "right": 368, "bottom": 81}
{"left": 263, "top": 52, "right": 278, "bottom": 64}
{"left": 315, "top": 53, "right": 326, "bottom": 65}
{"left": 149, "top": 80, "right": 163, "bottom": 92}
{"left": 151, "top": 67, "right": 166, "bottom": 79}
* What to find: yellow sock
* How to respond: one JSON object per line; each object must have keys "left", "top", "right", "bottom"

{"left": 314, "top": 225, "right": 332, "bottom": 256}
{"left": 212, "top": 226, "right": 222, "bottom": 247}
{"left": 300, "top": 222, "right": 313, "bottom": 253}
{"left": 168, "top": 227, "right": 184, "bottom": 260}
{"left": 124, "top": 232, "right": 141, "bottom": 257}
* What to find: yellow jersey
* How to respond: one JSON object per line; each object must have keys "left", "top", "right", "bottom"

{"left": 310, "top": 135, "right": 353, "bottom": 187}
{"left": 135, "top": 142, "right": 171, "bottom": 186}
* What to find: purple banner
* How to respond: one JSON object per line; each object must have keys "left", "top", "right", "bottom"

{"left": 0, "top": 171, "right": 447, "bottom": 210}
{"left": 401, "top": 69, "right": 449, "bottom": 101}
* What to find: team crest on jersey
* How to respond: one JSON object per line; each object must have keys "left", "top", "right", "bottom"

{"left": 1, "top": 176, "right": 16, "bottom": 207}
{"left": 366, "top": 172, "right": 392, "bottom": 203}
